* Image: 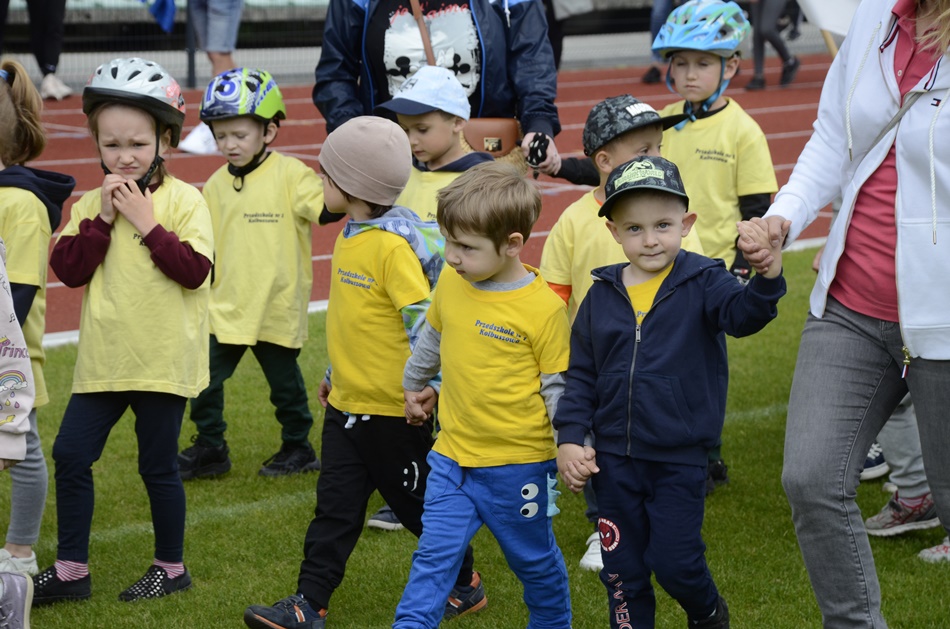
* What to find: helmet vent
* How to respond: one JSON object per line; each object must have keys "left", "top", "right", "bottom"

{"left": 110, "top": 66, "right": 118, "bottom": 78}
{"left": 129, "top": 70, "right": 141, "bottom": 80}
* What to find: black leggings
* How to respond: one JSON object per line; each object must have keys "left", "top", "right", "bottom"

{"left": 750, "top": 0, "right": 793, "bottom": 78}
{"left": 0, "top": 0, "right": 68, "bottom": 74}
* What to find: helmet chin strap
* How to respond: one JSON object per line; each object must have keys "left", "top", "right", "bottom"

{"left": 99, "top": 127, "right": 164, "bottom": 192}
{"left": 671, "top": 57, "right": 730, "bottom": 131}
{"left": 228, "top": 145, "right": 271, "bottom": 192}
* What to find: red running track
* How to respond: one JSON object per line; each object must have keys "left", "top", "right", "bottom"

{"left": 34, "top": 54, "right": 834, "bottom": 336}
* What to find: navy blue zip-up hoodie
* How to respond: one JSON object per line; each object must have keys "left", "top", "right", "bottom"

{"left": 554, "top": 251, "right": 786, "bottom": 467}
{"left": 313, "top": 0, "right": 560, "bottom": 137}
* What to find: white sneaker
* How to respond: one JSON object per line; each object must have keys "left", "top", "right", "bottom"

{"left": 0, "top": 548, "right": 38, "bottom": 575}
{"left": 177, "top": 122, "right": 221, "bottom": 155}
{"left": 918, "top": 536, "right": 950, "bottom": 563}
{"left": 578, "top": 532, "right": 603, "bottom": 571}
{"left": 39, "top": 73, "right": 72, "bottom": 101}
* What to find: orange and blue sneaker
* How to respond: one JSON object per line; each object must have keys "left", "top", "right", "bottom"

{"left": 443, "top": 571, "right": 487, "bottom": 619}
{"left": 244, "top": 594, "right": 327, "bottom": 629}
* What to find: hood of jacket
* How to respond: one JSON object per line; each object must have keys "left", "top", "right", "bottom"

{"left": 343, "top": 205, "right": 445, "bottom": 288}
{"left": 412, "top": 151, "right": 494, "bottom": 173}
{"left": 0, "top": 165, "right": 76, "bottom": 232}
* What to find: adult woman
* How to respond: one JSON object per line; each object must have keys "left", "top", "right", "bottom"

{"left": 741, "top": 0, "right": 950, "bottom": 624}
{"left": 312, "top": 0, "right": 560, "bottom": 177}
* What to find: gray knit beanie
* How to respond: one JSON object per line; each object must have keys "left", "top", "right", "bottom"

{"left": 319, "top": 116, "right": 411, "bottom": 206}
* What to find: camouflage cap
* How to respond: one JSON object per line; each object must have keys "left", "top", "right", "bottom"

{"left": 582, "top": 95, "right": 687, "bottom": 156}
{"left": 599, "top": 156, "right": 689, "bottom": 219}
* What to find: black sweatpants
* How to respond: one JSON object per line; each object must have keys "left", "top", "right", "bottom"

{"left": 0, "top": 0, "right": 68, "bottom": 74}
{"left": 297, "top": 404, "right": 475, "bottom": 610}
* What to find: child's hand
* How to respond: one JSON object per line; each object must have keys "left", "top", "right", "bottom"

{"left": 100, "top": 174, "right": 128, "bottom": 224}
{"left": 317, "top": 379, "right": 331, "bottom": 408}
{"left": 113, "top": 180, "right": 159, "bottom": 236}
{"left": 737, "top": 217, "right": 785, "bottom": 279}
{"left": 0, "top": 458, "right": 18, "bottom": 471}
{"left": 557, "top": 443, "right": 599, "bottom": 493}
{"left": 404, "top": 387, "right": 437, "bottom": 426}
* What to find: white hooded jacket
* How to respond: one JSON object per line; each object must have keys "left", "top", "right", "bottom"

{"left": 766, "top": 0, "right": 950, "bottom": 359}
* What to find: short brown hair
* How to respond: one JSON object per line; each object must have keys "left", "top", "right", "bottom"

{"left": 437, "top": 162, "right": 541, "bottom": 251}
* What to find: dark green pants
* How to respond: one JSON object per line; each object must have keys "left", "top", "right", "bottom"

{"left": 189, "top": 335, "right": 313, "bottom": 447}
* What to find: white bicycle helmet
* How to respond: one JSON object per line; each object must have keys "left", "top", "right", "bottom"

{"left": 83, "top": 57, "right": 186, "bottom": 147}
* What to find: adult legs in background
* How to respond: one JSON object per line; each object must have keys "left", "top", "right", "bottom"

{"left": 747, "top": 0, "right": 799, "bottom": 90}
{"left": 643, "top": 0, "right": 675, "bottom": 84}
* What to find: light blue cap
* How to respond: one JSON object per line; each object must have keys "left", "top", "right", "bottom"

{"left": 376, "top": 65, "right": 471, "bottom": 121}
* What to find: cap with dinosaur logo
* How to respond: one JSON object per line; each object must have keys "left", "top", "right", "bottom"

{"left": 599, "top": 155, "right": 689, "bottom": 218}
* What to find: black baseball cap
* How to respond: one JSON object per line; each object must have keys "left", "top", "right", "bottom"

{"left": 598, "top": 156, "right": 690, "bottom": 219}
{"left": 583, "top": 95, "right": 687, "bottom": 156}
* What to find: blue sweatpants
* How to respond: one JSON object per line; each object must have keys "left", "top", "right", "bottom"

{"left": 594, "top": 454, "right": 719, "bottom": 629}
{"left": 393, "top": 451, "right": 572, "bottom": 629}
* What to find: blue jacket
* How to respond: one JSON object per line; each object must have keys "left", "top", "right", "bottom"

{"left": 553, "top": 251, "right": 786, "bottom": 466}
{"left": 313, "top": 0, "right": 560, "bottom": 137}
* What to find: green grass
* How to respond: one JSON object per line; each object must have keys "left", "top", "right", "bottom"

{"left": 7, "top": 248, "right": 949, "bottom": 628}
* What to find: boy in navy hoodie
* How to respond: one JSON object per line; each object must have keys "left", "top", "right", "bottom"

{"left": 553, "top": 155, "right": 786, "bottom": 629}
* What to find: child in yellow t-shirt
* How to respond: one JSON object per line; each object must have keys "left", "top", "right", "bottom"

{"left": 36, "top": 57, "right": 214, "bottom": 605}
{"left": 0, "top": 58, "right": 75, "bottom": 577}
{"left": 177, "top": 68, "right": 324, "bottom": 480}
{"left": 652, "top": 0, "right": 779, "bottom": 489}
{"left": 377, "top": 64, "right": 494, "bottom": 223}
{"left": 395, "top": 162, "right": 572, "bottom": 628}
{"left": 243, "top": 116, "right": 483, "bottom": 629}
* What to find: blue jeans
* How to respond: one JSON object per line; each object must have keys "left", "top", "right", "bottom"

{"left": 782, "top": 297, "right": 950, "bottom": 628}
{"left": 393, "top": 452, "right": 571, "bottom": 629}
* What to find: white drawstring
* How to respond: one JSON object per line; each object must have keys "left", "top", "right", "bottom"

{"left": 927, "top": 87, "right": 949, "bottom": 244}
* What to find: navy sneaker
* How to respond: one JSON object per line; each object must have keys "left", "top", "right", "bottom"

{"left": 259, "top": 442, "right": 321, "bottom": 477}
{"left": 366, "top": 505, "right": 405, "bottom": 531}
{"left": 118, "top": 565, "right": 192, "bottom": 602}
{"left": 444, "top": 572, "right": 487, "bottom": 620}
{"left": 859, "top": 442, "right": 890, "bottom": 481}
{"left": 689, "top": 596, "right": 730, "bottom": 628}
{"left": 244, "top": 594, "right": 326, "bottom": 629}
{"left": 32, "top": 566, "right": 91, "bottom": 606}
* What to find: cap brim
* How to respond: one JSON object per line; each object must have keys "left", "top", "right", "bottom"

{"left": 375, "top": 98, "right": 438, "bottom": 116}
{"left": 598, "top": 186, "right": 689, "bottom": 218}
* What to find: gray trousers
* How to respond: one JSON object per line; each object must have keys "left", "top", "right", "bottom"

{"left": 782, "top": 297, "right": 950, "bottom": 628}
{"left": 5, "top": 410, "right": 48, "bottom": 545}
{"left": 877, "top": 394, "right": 929, "bottom": 498}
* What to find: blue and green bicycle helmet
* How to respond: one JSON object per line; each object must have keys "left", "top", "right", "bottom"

{"left": 199, "top": 67, "right": 286, "bottom": 125}
{"left": 652, "top": 0, "right": 750, "bottom": 59}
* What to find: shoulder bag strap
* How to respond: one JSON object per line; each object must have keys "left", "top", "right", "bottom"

{"left": 408, "top": 0, "right": 437, "bottom": 66}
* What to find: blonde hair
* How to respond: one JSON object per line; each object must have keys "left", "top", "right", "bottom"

{"left": 437, "top": 162, "right": 541, "bottom": 251}
{"left": 0, "top": 58, "right": 46, "bottom": 166}
{"left": 919, "top": 0, "right": 950, "bottom": 52}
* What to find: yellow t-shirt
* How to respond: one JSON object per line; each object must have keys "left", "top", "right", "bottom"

{"left": 659, "top": 98, "right": 778, "bottom": 268}
{"left": 60, "top": 177, "right": 214, "bottom": 397}
{"left": 540, "top": 190, "right": 704, "bottom": 322}
{"left": 395, "top": 168, "right": 462, "bottom": 222}
{"left": 326, "top": 228, "right": 431, "bottom": 416}
{"left": 428, "top": 265, "right": 570, "bottom": 467}
{"left": 625, "top": 263, "right": 673, "bottom": 325}
{"left": 0, "top": 188, "right": 52, "bottom": 406}
{"left": 203, "top": 152, "right": 324, "bottom": 348}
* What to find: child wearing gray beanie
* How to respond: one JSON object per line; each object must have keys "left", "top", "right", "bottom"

{"left": 318, "top": 115, "right": 412, "bottom": 213}
{"left": 243, "top": 116, "right": 486, "bottom": 629}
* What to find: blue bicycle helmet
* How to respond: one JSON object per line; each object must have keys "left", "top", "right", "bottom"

{"left": 200, "top": 68, "right": 286, "bottom": 125}
{"left": 652, "top": 0, "right": 750, "bottom": 59}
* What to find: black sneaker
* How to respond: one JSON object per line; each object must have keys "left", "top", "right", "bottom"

{"left": 745, "top": 76, "right": 766, "bottom": 91}
{"left": 705, "top": 459, "right": 729, "bottom": 496}
{"left": 642, "top": 66, "right": 662, "bottom": 84}
{"left": 118, "top": 565, "right": 192, "bottom": 602}
{"left": 259, "top": 442, "right": 321, "bottom": 477}
{"left": 244, "top": 594, "right": 327, "bottom": 629}
{"left": 178, "top": 435, "right": 231, "bottom": 480}
{"left": 32, "top": 565, "right": 91, "bottom": 606}
{"left": 780, "top": 57, "right": 801, "bottom": 86}
{"left": 444, "top": 571, "right": 487, "bottom": 619}
{"left": 689, "top": 596, "right": 729, "bottom": 628}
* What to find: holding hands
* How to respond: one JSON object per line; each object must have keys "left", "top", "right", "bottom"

{"left": 404, "top": 386, "right": 437, "bottom": 426}
{"left": 737, "top": 215, "right": 790, "bottom": 279}
{"left": 557, "top": 443, "right": 599, "bottom": 494}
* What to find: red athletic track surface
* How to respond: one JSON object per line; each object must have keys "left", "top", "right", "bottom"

{"left": 35, "top": 54, "right": 834, "bottom": 335}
